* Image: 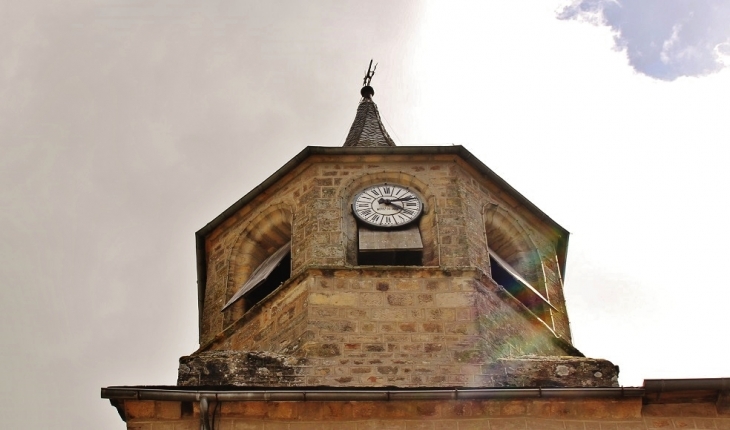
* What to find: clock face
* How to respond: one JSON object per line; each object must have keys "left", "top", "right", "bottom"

{"left": 353, "top": 183, "right": 423, "bottom": 227}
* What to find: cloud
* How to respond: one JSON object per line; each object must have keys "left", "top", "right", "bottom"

{"left": 558, "top": 0, "right": 730, "bottom": 80}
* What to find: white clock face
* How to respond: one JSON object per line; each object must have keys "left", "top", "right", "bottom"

{"left": 353, "top": 183, "right": 423, "bottom": 227}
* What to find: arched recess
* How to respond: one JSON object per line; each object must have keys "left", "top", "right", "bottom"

{"left": 224, "top": 203, "right": 293, "bottom": 322}
{"left": 483, "top": 203, "right": 546, "bottom": 294}
{"left": 341, "top": 172, "right": 438, "bottom": 266}
{"left": 483, "top": 203, "right": 556, "bottom": 326}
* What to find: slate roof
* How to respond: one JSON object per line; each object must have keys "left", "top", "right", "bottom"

{"left": 342, "top": 94, "right": 396, "bottom": 147}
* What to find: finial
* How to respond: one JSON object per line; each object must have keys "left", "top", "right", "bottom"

{"left": 361, "top": 59, "right": 377, "bottom": 99}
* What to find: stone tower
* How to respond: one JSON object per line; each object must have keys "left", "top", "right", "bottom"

{"left": 178, "top": 78, "right": 618, "bottom": 389}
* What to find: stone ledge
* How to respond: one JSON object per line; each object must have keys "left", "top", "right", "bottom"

{"left": 178, "top": 351, "right": 618, "bottom": 388}
{"left": 177, "top": 351, "right": 306, "bottom": 387}
{"left": 479, "top": 356, "right": 620, "bottom": 388}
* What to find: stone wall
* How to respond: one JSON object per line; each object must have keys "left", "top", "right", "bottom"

{"left": 186, "top": 266, "right": 605, "bottom": 388}
{"left": 199, "top": 153, "right": 572, "bottom": 350}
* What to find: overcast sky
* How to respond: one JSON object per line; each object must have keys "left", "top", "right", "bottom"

{"left": 2, "top": 1, "right": 730, "bottom": 428}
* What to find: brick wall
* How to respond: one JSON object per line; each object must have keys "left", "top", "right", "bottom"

{"left": 120, "top": 398, "right": 730, "bottom": 429}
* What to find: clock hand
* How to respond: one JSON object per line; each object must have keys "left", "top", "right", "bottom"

{"left": 390, "top": 196, "right": 414, "bottom": 202}
{"left": 378, "top": 198, "right": 405, "bottom": 210}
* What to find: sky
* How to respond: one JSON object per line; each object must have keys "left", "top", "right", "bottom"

{"left": 1, "top": 1, "right": 730, "bottom": 428}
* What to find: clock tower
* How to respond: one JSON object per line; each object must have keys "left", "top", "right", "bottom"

{"left": 177, "top": 76, "right": 618, "bottom": 389}
{"left": 102, "top": 67, "right": 730, "bottom": 430}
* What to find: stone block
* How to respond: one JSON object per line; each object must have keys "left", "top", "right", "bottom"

{"left": 307, "top": 343, "right": 341, "bottom": 357}
{"left": 312, "top": 320, "right": 356, "bottom": 333}
{"left": 422, "top": 322, "right": 443, "bottom": 333}
{"left": 155, "top": 401, "right": 181, "bottom": 420}
{"left": 417, "top": 294, "right": 434, "bottom": 304}
{"left": 349, "top": 334, "right": 383, "bottom": 343}
{"left": 388, "top": 294, "right": 415, "bottom": 306}
{"left": 399, "top": 323, "right": 417, "bottom": 332}
{"left": 643, "top": 403, "right": 718, "bottom": 417}
{"left": 289, "top": 423, "right": 331, "bottom": 430}
{"left": 489, "top": 419, "right": 527, "bottom": 429}
{"left": 716, "top": 418, "right": 730, "bottom": 429}
{"left": 125, "top": 401, "right": 155, "bottom": 419}
{"left": 357, "top": 419, "right": 408, "bottom": 430}
{"left": 360, "top": 292, "right": 385, "bottom": 306}
{"left": 372, "top": 308, "right": 411, "bottom": 321}
{"left": 426, "top": 308, "right": 456, "bottom": 321}
{"left": 177, "top": 351, "right": 305, "bottom": 386}
{"left": 310, "top": 292, "right": 357, "bottom": 306}
{"left": 718, "top": 391, "right": 730, "bottom": 415}
{"left": 365, "top": 343, "right": 386, "bottom": 352}
{"left": 392, "top": 280, "right": 421, "bottom": 291}
{"left": 483, "top": 357, "right": 621, "bottom": 388}
{"left": 695, "top": 418, "right": 719, "bottom": 429}
{"left": 456, "top": 420, "right": 497, "bottom": 430}
{"left": 384, "top": 334, "right": 410, "bottom": 342}
{"left": 672, "top": 417, "right": 694, "bottom": 428}
{"left": 406, "top": 421, "right": 435, "bottom": 430}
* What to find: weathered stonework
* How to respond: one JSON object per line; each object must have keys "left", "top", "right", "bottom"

{"left": 177, "top": 351, "right": 305, "bottom": 387}
{"left": 482, "top": 357, "right": 620, "bottom": 388}
{"left": 181, "top": 266, "right": 619, "bottom": 388}
{"left": 177, "top": 351, "right": 618, "bottom": 388}
{"left": 201, "top": 153, "right": 571, "bottom": 337}
{"left": 188, "top": 147, "right": 593, "bottom": 389}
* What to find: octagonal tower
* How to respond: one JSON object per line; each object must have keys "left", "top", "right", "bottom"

{"left": 179, "top": 82, "right": 617, "bottom": 389}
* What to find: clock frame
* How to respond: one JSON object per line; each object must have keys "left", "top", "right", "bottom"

{"left": 352, "top": 183, "right": 423, "bottom": 227}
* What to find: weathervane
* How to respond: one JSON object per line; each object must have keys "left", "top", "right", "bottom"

{"left": 361, "top": 59, "right": 377, "bottom": 98}
{"left": 363, "top": 59, "right": 377, "bottom": 87}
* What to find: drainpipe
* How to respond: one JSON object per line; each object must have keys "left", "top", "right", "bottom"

{"left": 199, "top": 397, "right": 210, "bottom": 430}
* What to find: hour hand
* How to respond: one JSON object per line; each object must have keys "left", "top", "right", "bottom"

{"left": 378, "top": 198, "right": 404, "bottom": 210}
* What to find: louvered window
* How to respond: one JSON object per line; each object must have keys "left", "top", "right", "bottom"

{"left": 357, "top": 224, "right": 423, "bottom": 266}
{"left": 222, "top": 241, "right": 291, "bottom": 312}
{"left": 488, "top": 247, "right": 555, "bottom": 321}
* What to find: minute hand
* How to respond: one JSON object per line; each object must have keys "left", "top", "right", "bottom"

{"left": 390, "top": 196, "right": 415, "bottom": 202}
{"left": 381, "top": 200, "right": 405, "bottom": 210}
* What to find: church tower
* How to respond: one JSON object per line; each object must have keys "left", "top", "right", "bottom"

{"left": 103, "top": 68, "right": 730, "bottom": 430}
{"left": 177, "top": 68, "right": 618, "bottom": 389}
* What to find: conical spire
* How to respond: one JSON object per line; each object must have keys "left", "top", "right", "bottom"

{"left": 343, "top": 61, "right": 396, "bottom": 148}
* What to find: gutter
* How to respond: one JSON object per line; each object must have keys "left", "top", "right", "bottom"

{"left": 102, "top": 386, "right": 644, "bottom": 402}
{"left": 103, "top": 386, "right": 644, "bottom": 429}
{"left": 644, "top": 378, "right": 730, "bottom": 392}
